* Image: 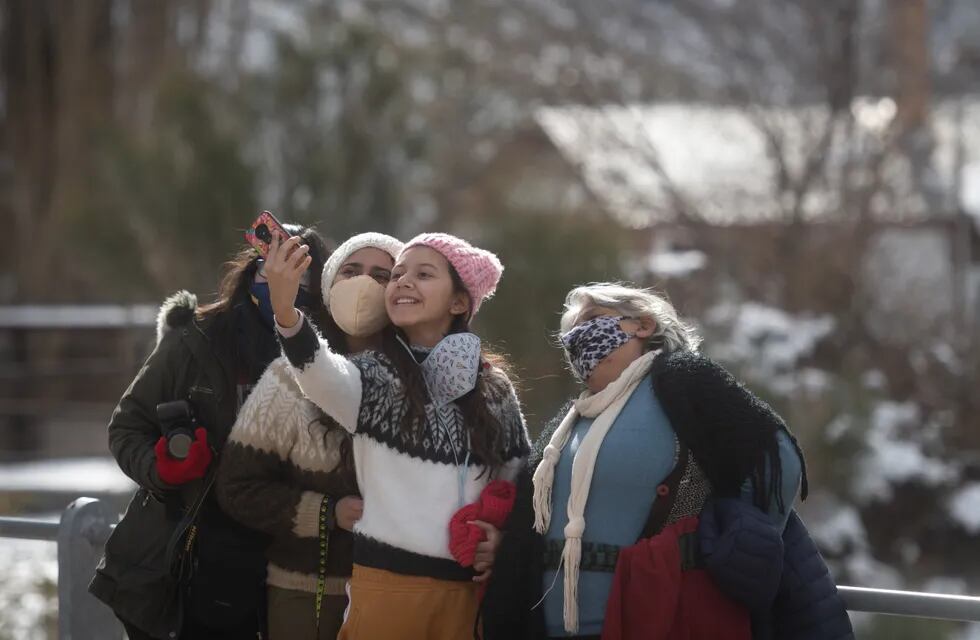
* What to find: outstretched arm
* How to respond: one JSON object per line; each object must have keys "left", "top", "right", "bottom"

{"left": 264, "top": 231, "right": 362, "bottom": 432}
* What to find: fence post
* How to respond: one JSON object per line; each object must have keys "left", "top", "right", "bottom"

{"left": 57, "top": 497, "right": 123, "bottom": 640}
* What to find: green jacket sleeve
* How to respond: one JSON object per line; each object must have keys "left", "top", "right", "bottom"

{"left": 107, "top": 330, "right": 185, "bottom": 495}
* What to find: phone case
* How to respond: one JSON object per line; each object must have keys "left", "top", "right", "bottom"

{"left": 245, "top": 211, "right": 288, "bottom": 257}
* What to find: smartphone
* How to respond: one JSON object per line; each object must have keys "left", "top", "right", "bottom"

{"left": 245, "top": 211, "right": 289, "bottom": 257}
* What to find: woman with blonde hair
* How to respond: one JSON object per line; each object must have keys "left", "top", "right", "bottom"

{"left": 484, "top": 283, "right": 850, "bottom": 640}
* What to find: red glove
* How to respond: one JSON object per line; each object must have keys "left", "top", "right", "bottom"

{"left": 155, "top": 428, "right": 213, "bottom": 485}
{"left": 448, "top": 480, "right": 517, "bottom": 567}
{"left": 477, "top": 480, "right": 516, "bottom": 528}
{"left": 448, "top": 503, "right": 484, "bottom": 567}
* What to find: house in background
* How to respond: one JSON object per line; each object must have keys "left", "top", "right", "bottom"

{"left": 481, "top": 99, "right": 980, "bottom": 341}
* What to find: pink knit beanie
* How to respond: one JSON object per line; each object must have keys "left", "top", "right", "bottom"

{"left": 402, "top": 233, "right": 503, "bottom": 315}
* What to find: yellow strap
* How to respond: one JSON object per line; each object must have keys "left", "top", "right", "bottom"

{"left": 315, "top": 497, "right": 331, "bottom": 632}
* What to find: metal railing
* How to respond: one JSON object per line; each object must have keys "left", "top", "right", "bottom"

{"left": 1, "top": 498, "right": 123, "bottom": 640}
{"left": 840, "top": 585, "right": 980, "bottom": 622}
{"left": 2, "top": 498, "right": 980, "bottom": 639}
{"left": 0, "top": 304, "right": 157, "bottom": 329}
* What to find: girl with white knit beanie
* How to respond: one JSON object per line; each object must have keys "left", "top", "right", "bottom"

{"left": 216, "top": 232, "right": 403, "bottom": 640}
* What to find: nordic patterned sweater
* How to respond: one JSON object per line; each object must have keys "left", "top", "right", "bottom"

{"left": 278, "top": 314, "right": 531, "bottom": 581}
{"left": 215, "top": 357, "right": 359, "bottom": 597}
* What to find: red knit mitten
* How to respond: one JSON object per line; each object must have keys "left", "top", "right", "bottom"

{"left": 154, "top": 428, "right": 212, "bottom": 485}
{"left": 448, "top": 503, "right": 484, "bottom": 567}
{"left": 477, "top": 480, "right": 516, "bottom": 528}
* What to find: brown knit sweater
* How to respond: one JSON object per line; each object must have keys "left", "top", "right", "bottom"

{"left": 216, "top": 357, "right": 358, "bottom": 596}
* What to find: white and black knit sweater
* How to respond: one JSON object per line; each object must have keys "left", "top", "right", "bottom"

{"left": 216, "top": 358, "right": 358, "bottom": 596}
{"left": 279, "top": 315, "right": 531, "bottom": 581}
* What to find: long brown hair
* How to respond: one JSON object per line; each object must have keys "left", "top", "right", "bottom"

{"left": 198, "top": 224, "right": 330, "bottom": 320}
{"left": 383, "top": 264, "right": 514, "bottom": 473}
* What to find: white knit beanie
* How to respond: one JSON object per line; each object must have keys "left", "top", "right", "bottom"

{"left": 321, "top": 232, "right": 404, "bottom": 307}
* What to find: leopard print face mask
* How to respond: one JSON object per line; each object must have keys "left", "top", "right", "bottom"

{"left": 560, "top": 315, "right": 634, "bottom": 381}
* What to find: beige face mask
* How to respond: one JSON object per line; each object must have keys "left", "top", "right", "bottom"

{"left": 329, "top": 275, "right": 390, "bottom": 337}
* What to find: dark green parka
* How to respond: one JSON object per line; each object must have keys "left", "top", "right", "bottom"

{"left": 89, "top": 291, "right": 269, "bottom": 639}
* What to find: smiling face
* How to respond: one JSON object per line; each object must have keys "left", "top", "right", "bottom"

{"left": 386, "top": 246, "right": 471, "bottom": 346}
{"left": 333, "top": 247, "right": 395, "bottom": 287}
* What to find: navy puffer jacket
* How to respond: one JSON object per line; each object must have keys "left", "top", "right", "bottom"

{"left": 699, "top": 499, "right": 854, "bottom": 640}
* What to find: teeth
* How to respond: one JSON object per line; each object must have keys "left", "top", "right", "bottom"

{"left": 394, "top": 298, "right": 419, "bottom": 304}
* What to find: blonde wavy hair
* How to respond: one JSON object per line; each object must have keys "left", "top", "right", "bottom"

{"left": 559, "top": 282, "right": 702, "bottom": 354}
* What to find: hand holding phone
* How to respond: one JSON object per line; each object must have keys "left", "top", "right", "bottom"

{"left": 245, "top": 211, "right": 289, "bottom": 257}
{"left": 264, "top": 232, "right": 313, "bottom": 329}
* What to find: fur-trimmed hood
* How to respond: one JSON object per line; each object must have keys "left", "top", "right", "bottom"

{"left": 155, "top": 290, "right": 198, "bottom": 345}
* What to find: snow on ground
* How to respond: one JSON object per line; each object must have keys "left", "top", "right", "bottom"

{"left": 861, "top": 369, "right": 888, "bottom": 391}
{"left": 964, "top": 162, "right": 980, "bottom": 232}
{"left": 0, "top": 538, "right": 57, "bottom": 640}
{"left": 705, "top": 302, "right": 835, "bottom": 381}
{"left": 923, "top": 576, "right": 970, "bottom": 596}
{"left": 948, "top": 483, "right": 980, "bottom": 535}
{"left": 844, "top": 549, "right": 905, "bottom": 590}
{"left": 824, "top": 414, "right": 855, "bottom": 444}
{"left": 768, "top": 366, "right": 833, "bottom": 398}
{"left": 804, "top": 492, "right": 868, "bottom": 556}
{"left": 799, "top": 491, "right": 908, "bottom": 590}
{"left": 0, "top": 458, "right": 130, "bottom": 637}
{"left": 647, "top": 249, "right": 707, "bottom": 279}
{"left": 0, "top": 458, "right": 134, "bottom": 493}
{"left": 852, "top": 401, "right": 959, "bottom": 504}
{"left": 861, "top": 229, "right": 957, "bottom": 345}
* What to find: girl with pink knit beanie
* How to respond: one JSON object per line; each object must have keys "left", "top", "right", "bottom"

{"left": 264, "top": 231, "right": 530, "bottom": 639}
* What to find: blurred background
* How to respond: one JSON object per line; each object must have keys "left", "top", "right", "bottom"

{"left": 1, "top": 0, "right": 979, "bottom": 638}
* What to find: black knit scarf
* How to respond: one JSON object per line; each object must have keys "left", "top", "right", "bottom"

{"left": 530, "top": 349, "right": 808, "bottom": 516}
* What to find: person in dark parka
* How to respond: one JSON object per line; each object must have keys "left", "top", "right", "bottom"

{"left": 89, "top": 225, "right": 329, "bottom": 640}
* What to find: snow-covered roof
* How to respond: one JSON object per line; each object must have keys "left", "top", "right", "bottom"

{"left": 535, "top": 98, "right": 980, "bottom": 228}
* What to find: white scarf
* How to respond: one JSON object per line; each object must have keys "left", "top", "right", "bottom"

{"left": 532, "top": 351, "right": 658, "bottom": 633}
